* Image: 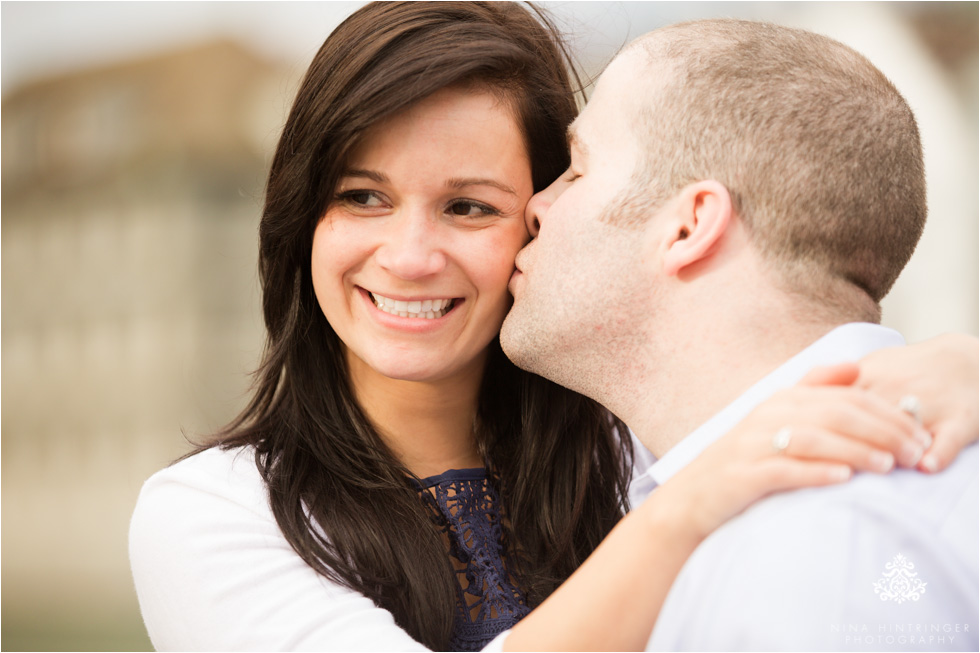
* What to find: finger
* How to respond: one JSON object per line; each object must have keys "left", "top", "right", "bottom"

{"left": 749, "top": 458, "right": 852, "bottom": 495}
{"left": 799, "top": 363, "right": 860, "bottom": 388}
{"left": 845, "top": 387, "right": 920, "bottom": 437}
{"left": 783, "top": 384, "right": 921, "bottom": 444}
{"left": 918, "top": 422, "right": 973, "bottom": 473}
{"left": 779, "top": 427, "right": 896, "bottom": 474}
{"left": 801, "top": 394, "right": 925, "bottom": 468}
{"left": 836, "top": 388, "right": 932, "bottom": 459}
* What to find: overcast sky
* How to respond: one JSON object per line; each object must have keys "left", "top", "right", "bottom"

{"left": 1, "top": 1, "right": 806, "bottom": 96}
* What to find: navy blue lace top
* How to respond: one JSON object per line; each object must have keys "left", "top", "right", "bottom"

{"left": 416, "top": 468, "right": 530, "bottom": 651}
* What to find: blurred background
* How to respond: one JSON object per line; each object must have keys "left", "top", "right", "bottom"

{"left": 2, "top": 2, "right": 976, "bottom": 650}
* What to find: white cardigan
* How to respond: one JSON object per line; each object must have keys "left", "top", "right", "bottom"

{"left": 129, "top": 446, "right": 510, "bottom": 651}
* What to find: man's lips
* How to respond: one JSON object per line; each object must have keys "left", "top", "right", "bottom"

{"left": 508, "top": 268, "right": 523, "bottom": 296}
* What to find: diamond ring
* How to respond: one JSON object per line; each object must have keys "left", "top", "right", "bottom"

{"left": 772, "top": 427, "right": 793, "bottom": 453}
{"left": 899, "top": 395, "right": 923, "bottom": 425}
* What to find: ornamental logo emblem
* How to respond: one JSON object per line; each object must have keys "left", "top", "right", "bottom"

{"left": 873, "top": 554, "right": 927, "bottom": 603}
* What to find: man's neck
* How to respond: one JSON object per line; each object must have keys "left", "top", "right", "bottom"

{"left": 613, "top": 301, "right": 845, "bottom": 459}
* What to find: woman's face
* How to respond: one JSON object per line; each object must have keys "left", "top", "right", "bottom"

{"left": 312, "top": 86, "right": 533, "bottom": 385}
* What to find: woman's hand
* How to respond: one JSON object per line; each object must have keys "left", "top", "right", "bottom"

{"left": 856, "top": 333, "right": 979, "bottom": 473}
{"left": 654, "top": 362, "right": 926, "bottom": 541}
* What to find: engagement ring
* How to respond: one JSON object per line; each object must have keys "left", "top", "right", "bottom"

{"left": 899, "top": 395, "right": 923, "bottom": 424}
{"left": 772, "top": 427, "right": 793, "bottom": 453}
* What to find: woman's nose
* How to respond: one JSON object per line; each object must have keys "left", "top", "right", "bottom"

{"left": 375, "top": 212, "right": 447, "bottom": 280}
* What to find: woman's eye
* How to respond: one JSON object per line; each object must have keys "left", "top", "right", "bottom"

{"left": 337, "top": 190, "right": 385, "bottom": 208}
{"left": 447, "top": 201, "right": 499, "bottom": 218}
{"left": 564, "top": 171, "right": 581, "bottom": 183}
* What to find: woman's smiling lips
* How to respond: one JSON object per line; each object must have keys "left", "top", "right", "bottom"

{"left": 358, "top": 287, "right": 462, "bottom": 329}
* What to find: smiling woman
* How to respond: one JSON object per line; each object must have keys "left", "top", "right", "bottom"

{"left": 129, "top": 3, "right": 634, "bottom": 650}
{"left": 313, "top": 87, "right": 532, "bottom": 396}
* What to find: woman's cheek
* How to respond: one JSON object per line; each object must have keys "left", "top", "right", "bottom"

{"left": 478, "top": 224, "right": 528, "bottom": 286}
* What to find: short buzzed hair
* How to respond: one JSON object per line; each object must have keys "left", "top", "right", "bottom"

{"left": 621, "top": 19, "right": 926, "bottom": 310}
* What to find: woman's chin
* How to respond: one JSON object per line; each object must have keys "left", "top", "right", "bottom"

{"left": 344, "top": 340, "right": 491, "bottom": 387}
{"left": 359, "top": 355, "right": 458, "bottom": 385}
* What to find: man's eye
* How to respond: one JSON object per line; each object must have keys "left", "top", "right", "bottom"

{"left": 448, "top": 201, "right": 499, "bottom": 218}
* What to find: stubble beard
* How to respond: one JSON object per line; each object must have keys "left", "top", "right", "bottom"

{"left": 499, "top": 289, "right": 584, "bottom": 392}
{"left": 499, "top": 301, "right": 553, "bottom": 376}
{"left": 500, "top": 278, "right": 631, "bottom": 403}
{"left": 501, "top": 189, "right": 659, "bottom": 399}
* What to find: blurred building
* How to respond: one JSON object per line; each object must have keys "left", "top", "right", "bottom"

{"left": 2, "top": 41, "right": 290, "bottom": 649}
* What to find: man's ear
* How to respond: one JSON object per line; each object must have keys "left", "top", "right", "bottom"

{"left": 662, "top": 180, "right": 733, "bottom": 277}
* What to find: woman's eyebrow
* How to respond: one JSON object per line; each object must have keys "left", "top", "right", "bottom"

{"left": 341, "top": 170, "right": 515, "bottom": 196}
{"left": 341, "top": 168, "right": 388, "bottom": 183}
{"left": 447, "top": 177, "right": 518, "bottom": 195}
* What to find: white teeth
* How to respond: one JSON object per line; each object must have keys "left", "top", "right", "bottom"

{"left": 370, "top": 292, "right": 455, "bottom": 319}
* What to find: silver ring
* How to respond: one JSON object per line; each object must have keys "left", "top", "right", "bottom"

{"left": 899, "top": 395, "right": 923, "bottom": 424}
{"left": 772, "top": 427, "right": 793, "bottom": 453}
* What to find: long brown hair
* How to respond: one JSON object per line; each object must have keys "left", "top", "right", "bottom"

{"left": 210, "top": 3, "right": 632, "bottom": 648}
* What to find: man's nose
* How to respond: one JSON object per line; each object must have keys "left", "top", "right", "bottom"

{"left": 375, "top": 212, "right": 447, "bottom": 280}
{"left": 524, "top": 175, "right": 568, "bottom": 238}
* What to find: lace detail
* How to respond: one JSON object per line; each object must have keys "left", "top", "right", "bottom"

{"left": 417, "top": 468, "right": 530, "bottom": 651}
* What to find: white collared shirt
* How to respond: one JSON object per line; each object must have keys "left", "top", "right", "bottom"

{"left": 631, "top": 323, "right": 979, "bottom": 651}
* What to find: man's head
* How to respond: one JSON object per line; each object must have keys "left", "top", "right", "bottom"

{"left": 501, "top": 18, "right": 926, "bottom": 400}
{"left": 622, "top": 19, "right": 926, "bottom": 306}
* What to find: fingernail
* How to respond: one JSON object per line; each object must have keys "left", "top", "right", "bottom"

{"left": 901, "top": 442, "right": 924, "bottom": 467}
{"left": 870, "top": 452, "right": 895, "bottom": 473}
{"left": 920, "top": 453, "right": 940, "bottom": 473}
{"left": 832, "top": 465, "right": 852, "bottom": 482}
{"left": 913, "top": 427, "right": 933, "bottom": 449}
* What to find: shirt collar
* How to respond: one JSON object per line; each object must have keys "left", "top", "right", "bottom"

{"left": 632, "top": 322, "right": 906, "bottom": 494}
